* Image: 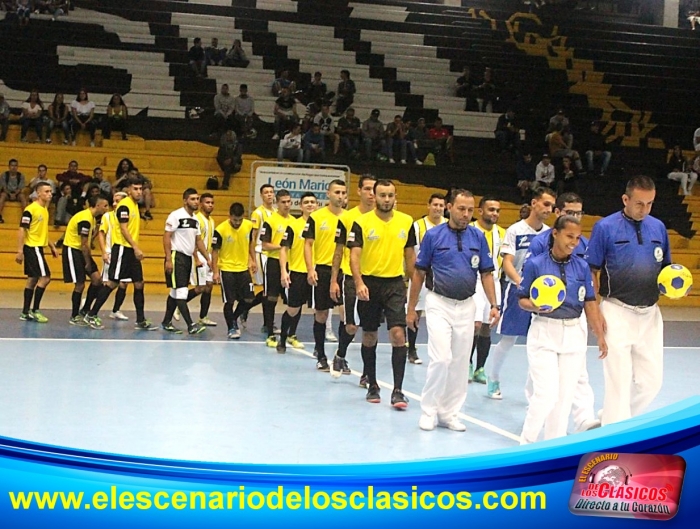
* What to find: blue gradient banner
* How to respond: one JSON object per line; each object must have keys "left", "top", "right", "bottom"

{"left": 2, "top": 397, "right": 699, "bottom": 527}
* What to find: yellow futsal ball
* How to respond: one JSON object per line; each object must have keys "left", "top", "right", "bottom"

{"left": 658, "top": 264, "right": 693, "bottom": 299}
{"left": 529, "top": 275, "right": 566, "bottom": 311}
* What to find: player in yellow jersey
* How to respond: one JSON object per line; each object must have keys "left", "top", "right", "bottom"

{"left": 212, "top": 202, "right": 257, "bottom": 339}
{"left": 406, "top": 193, "right": 447, "bottom": 365}
{"left": 278, "top": 192, "right": 317, "bottom": 353}
{"left": 347, "top": 179, "right": 416, "bottom": 407}
{"left": 16, "top": 182, "right": 57, "bottom": 323}
{"left": 62, "top": 194, "right": 110, "bottom": 327}
{"left": 468, "top": 196, "right": 505, "bottom": 384}
{"left": 193, "top": 192, "right": 216, "bottom": 326}
{"left": 303, "top": 179, "right": 348, "bottom": 371}
{"left": 259, "top": 190, "right": 292, "bottom": 346}
{"left": 96, "top": 191, "right": 130, "bottom": 321}
{"left": 330, "top": 174, "right": 376, "bottom": 378}
{"left": 246, "top": 183, "right": 276, "bottom": 329}
{"left": 86, "top": 176, "right": 157, "bottom": 330}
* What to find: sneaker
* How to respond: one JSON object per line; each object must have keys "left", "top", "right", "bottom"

{"left": 438, "top": 418, "right": 467, "bottom": 432}
{"left": 388, "top": 158, "right": 396, "bottom": 164}
{"left": 325, "top": 329, "right": 338, "bottom": 342}
{"left": 30, "top": 310, "right": 48, "bottom": 323}
{"left": 69, "top": 315, "right": 88, "bottom": 326}
{"left": 415, "top": 159, "right": 423, "bottom": 165}
{"left": 408, "top": 348, "right": 422, "bottom": 364}
{"left": 84, "top": 315, "right": 104, "bottom": 330}
{"left": 173, "top": 309, "right": 180, "bottom": 321}
{"left": 400, "top": 159, "right": 407, "bottom": 164}
{"left": 109, "top": 311, "right": 128, "bottom": 321}
{"left": 227, "top": 324, "right": 241, "bottom": 339}
{"left": 286, "top": 335, "right": 304, "bottom": 348}
{"left": 265, "top": 335, "right": 278, "bottom": 348}
{"left": 576, "top": 418, "right": 602, "bottom": 433}
{"left": 188, "top": 322, "right": 206, "bottom": 335}
{"left": 487, "top": 378, "right": 502, "bottom": 400}
{"left": 198, "top": 316, "right": 217, "bottom": 327}
{"left": 359, "top": 374, "right": 369, "bottom": 388}
{"left": 135, "top": 319, "right": 158, "bottom": 331}
{"left": 276, "top": 342, "right": 287, "bottom": 354}
{"left": 316, "top": 358, "right": 330, "bottom": 372}
{"left": 419, "top": 413, "right": 436, "bottom": 431}
{"left": 19, "top": 312, "right": 33, "bottom": 321}
{"left": 162, "top": 322, "right": 183, "bottom": 334}
{"left": 468, "top": 363, "right": 474, "bottom": 383}
{"left": 391, "top": 389, "right": 409, "bottom": 409}
{"left": 473, "top": 367, "right": 487, "bottom": 384}
{"left": 341, "top": 358, "right": 351, "bottom": 375}
{"left": 46, "top": 138, "right": 52, "bottom": 144}
{"left": 330, "top": 355, "right": 344, "bottom": 378}
{"left": 272, "top": 134, "right": 279, "bottom": 140}
{"left": 366, "top": 384, "right": 381, "bottom": 403}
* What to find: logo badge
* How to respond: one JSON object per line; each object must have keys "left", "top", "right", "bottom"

{"left": 471, "top": 255, "right": 480, "bottom": 268}
{"left": 654, "top": 246, "right": 663, "bottom": 263}
{"left": 578, "top": 286, "right": 586, "bottom": 302}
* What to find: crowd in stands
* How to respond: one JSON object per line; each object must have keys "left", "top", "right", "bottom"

{"left": 1, "top": 0, "right": 70, "bottom": 23}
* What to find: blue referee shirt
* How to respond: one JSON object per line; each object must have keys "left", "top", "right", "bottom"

{"left": 586, "top": 211, "right": 671, "bottom": 306}
{"left": 519, "top": 252, "right": 596, "bottom": 319}
{"left": 415, "top": 223, "right": 494, "bottom": 301}
{"left": 527, "top": 229, "right": 588, "bottom": 261}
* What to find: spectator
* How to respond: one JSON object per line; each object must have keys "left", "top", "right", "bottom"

{"left": 476, "top": 67, "right": 496, "bottom": 113}
{"left": 0, "top": 158, "right": 27, "bottom": 223}
{"left": 385, "top": 114, "right": 408, "bottom": 164}
{"left": 336, "top": 107, "right": 361, "bottom": 159}
{"left": 667, "top": 144, "right": 697, "bottom": 196}
{"left": 534, "top": 153, "right": 555, "bottom": 189}
{"left": 494, "top": 108, "right": 520, "bottom": 153}
{"left": 56, "top": 160, "right": 91, "bottom": 200}
{"left": 303, "top": 122, "right": 326, "bottom": 163}
{"left": 454, "top": 65, "right": 477, "bottom": 111}
{"left": 102, "top": 93, "right": 128, "bottom": 141}
{"left": 555, "top": 155, "right": 577, "bottom": 195}
{"left": 91, "top": 167, "right": 112, "bottom": 200}
{"left": 272, "top": 88, "right": 297, "bottom": 140}
{"left": 205, "top": 37, "right": 226, "bottom": 66}
{"left": 694, "top": 125, "right": 700, "bottom": 152}
{"left": 20, "top": 89, "right": 44, "bottom": 143}
{"left": 305, "top": 71, "right": 334, "bottom": 106}
{"left": 70, "top": 89, "right": 97, "bottom": 146}
{"left": 272, "top": 69, "right": 297, "bottom": 97}
{"left": 277, "top": 123, "right": 303, "bottom": 162}
{"left": 114, "top": 158, "right": 134, "bottom": 185}
{"left": 548, "top": 108, "right": 571, "bottom": 143}
{"left": 28, "top": 164, "right": 57, "bottom": 200}
{"left": 583, "top": 121, "right": 611, "bottom": 176}
{"left": 224, "top": 39, "right": 249, "bottom": 68}
{"left": 516, "top": 153, "right": 536, "bottom": 198}
{"left": 217, "top": 130, "right": 242, "bottom": 190}
{"left": 16, "top": 0, "right": 31, "bottom": 26}
{"left": 428, "top": 117, "right": 455, "bottom": 164}
{"left": 335, "top": 69, "right": 356, "bottom": 116}
{"left": 213, "top": 83, "right": 236, "bottom": 137}
{"left": 55, "top": 182, "right": 77, "bottom": 227}
{"left": 136, "top": 167, "right": 155, "bottom": 220}
{"left": 408, "top": 117, "right": 433, "bottom": 162}
{"left": 361, "top": 108, "right": 386, "bottom": 161}
{"left": 401, "top": 119, "right": 421, "bottom": 164}
{"left": 233, "top": 84, "right": 257, "bottom": 139}
{"left": 313, "top": 103, "right": 339, "bottom": 155}
{"left": 0, "top": 93, "right": 10, "bottom": 142}
{"left": 548, "top": 123, "right": 584, "bottom": 172}
{"left": 46, "top": 93, "right": 71, "bottom": 145}
{"left": 188, "top": 38, "right": 207, "bottom": 77}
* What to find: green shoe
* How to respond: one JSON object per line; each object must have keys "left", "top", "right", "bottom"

{"left": 473, "top": 367, "right": 487, "bottom": 384}
{"left": 69, "top": 315, "right": 88, "bottom": 326}
{"left": 30, "top": 310, "right": 48, "bottom": 323}
{"left": 286, "top": 335, "right": 304, "bottom": 349}
{"left": 162, "top": 322, "right": 183, "bottom": 334}
{"left": 468, "top": 363, "right": 474, "bottom": 383}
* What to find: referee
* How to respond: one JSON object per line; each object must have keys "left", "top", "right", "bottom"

{"left": 586, "top": 175, "right": 670, "bottom": 426}
{"left": 408, "top": 189, "right": 499, "bottom": 431}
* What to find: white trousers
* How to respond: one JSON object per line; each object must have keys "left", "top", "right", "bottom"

{"left": 420, "top": 291, "right": 476, "bottom": 421}
{"left": 599, "top": 300, "right": 663, "bottom": 426}
{"left": 520, "top": 316, "right": 586, "bottom": 444}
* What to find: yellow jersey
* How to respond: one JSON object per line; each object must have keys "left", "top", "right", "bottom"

{"left": 196, "top": 211, "right": 215, "bottom": 254}
{"left": 251, "top": 204, "right": 275, "bottom": 252}
{"left": 470, "top": 220, "right": 506, "bottom": 275}
{"left": 302, "top": 206, "right": 346, "bottom": 267}
{"left": 260, "top": 212, "right": 291, "bottom": 260}
{"left": 336, "top": 206, "right": 367, "bottom": 276}
{"left": 113, "top": 196, "right": 140, "bottom": 247}
{"left": 213, "top": 219, "right": 253, "bottom": 273}
{"left": 64, "top": 208, "right": 95, "bottom": 250}
{"left": 20, "top": 201, "right": 49, "bottom": 248}
{"left": 281, "top": 215, "right": 309, "bottom": 274}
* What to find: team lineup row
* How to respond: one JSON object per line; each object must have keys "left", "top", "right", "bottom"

{"left": 15, "top": 173, "right": 669, "bottom": 442}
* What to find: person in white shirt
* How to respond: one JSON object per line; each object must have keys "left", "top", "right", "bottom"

{"left": 277, "top": 123, "right": 303, "bottom": 162}
{"left": 20, "top": 90, "right": 44, "bottom": 142}
{"left": 534, "top": 154, "right": 555, "bottom": 189}
{"left": 693, "top": 127, "right": 700, "bottom": 152}
{"left": 70, "top": 89, "right": 97, "bottom": 146}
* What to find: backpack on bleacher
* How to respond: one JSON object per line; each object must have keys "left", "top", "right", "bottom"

{"left": 205, "top": 175, "right": 219, "bottom": 190}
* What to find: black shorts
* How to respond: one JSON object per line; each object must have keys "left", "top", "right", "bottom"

{"left": 357, "top": 275, "right": 406, "bottom": 332}
{"left": 286, "top": 270, "right": 311, "bottom": 308}
{"left": 311, "top": 264, "right": 343, "bottom": 311}
{"left": 108, "top": 244, "right": 144, "bottom": 283}
{"left": 264, "top": 257, "right": 284, "bottom": 300}
{"left": 221, "top": 270, "right": 255, "bottom": 304}
{"left": 62, "top": 246, "right": 97, "bottom": 283}
{"left": 165, "top": 251, "right": 192, "bottom": 289}
{"left": 23, "top": 245, "right": 50, "bottom": 278}
{"left": 343, "top": 275, "right": 358, "bottom": 326}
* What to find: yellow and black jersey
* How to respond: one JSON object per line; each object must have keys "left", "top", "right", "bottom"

{"left": 281, "top": 215, "right": 309, "bottom": 274}
{"left": 260, "top": 212, "right": 291, "bottom": 260}
{"left": 335, "top": 206, "right": 365, "bottom": 276}
{"left": 196, "top": 212, "right": 215, "bottom": 253}
{"left": 19, "top": 201, "right": 49, "bottom": 248}
{"left": 302, "top": 207, "right": 346, "bottom": 266}
{"left": 212, "top": 219, "right": 253, "bottom": 273}
{"left": 251, "top": 204, "right": 275, "bottom": 251}
{"left": 347, "top": 210, "right": 416, "bottom": 278}
{"left": 470, "top": 220, "right": 506, "bottom": 275}
{"left": 113, "top": 196, "right": 140, "bottom": 247}
{"left": 64, "top": 208, "right": 95, "bottom": 250}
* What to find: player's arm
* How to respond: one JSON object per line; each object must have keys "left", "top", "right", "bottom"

{"left": 211, "top": 229, "right": 222, "bottom": 283}
{"left": 118, "top": 213, "right": 142, "bottom": 259}
{"left": 77, "top": 222, "right": 93, "bottom": 272}
{"left": 279, "top": 226, "right": 292, "bottom": 288}
{"left": 403, "top": 226, "right": 417, "bottom": 280}
{"left": 478, "top": 232, "right": 500, "bottom": 325}
{"left": 260, "top": 221, "right": 279, "bottom": 252}
{"left": 97, "top": 223, "right": 109, "bottom": 263}
{"left": 501, "top": 254, "right": 520, "bottom": 285}
{"left": 248, "top": 231, "right": 257, "bottom": 273}
{"left": 584, "top": 300, "right": 607, "bottom": 359}
{"left": 163, "top": 230, "right": 174, "bottom": 273}
{"left": 406, "top": 268, "right": 426, "bottom": 331}
{"left": 330, "top": 220, "right": 347, "bottom": 301}
{"left": 195, "top": 234, "right": 212, "bottom": 269}
{"left": 348, "top": 221, "right": 367, "bottom": 300}
{"left": 302, "top": 216, "right": 317, "bottom": 285}
{"left": 15, "top": 227, "right": 26, "bottom": 264}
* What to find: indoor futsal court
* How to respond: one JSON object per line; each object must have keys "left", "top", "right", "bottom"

{"left": 0, "top": 300, "right": 698, "bottom": 465}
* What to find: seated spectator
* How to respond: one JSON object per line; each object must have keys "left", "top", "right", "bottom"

{"left": 188, "top": 38, "right": 207, "bottom": 77}
{"left": 114, "top": 158, "right": 134, "bottom": 186}
{"left": 55, "top": 182, "right": 78, "bottom": 227}
{"left": 689, "top": 11, "right": 700, "bottom": 30}
{"left": 272, "top": 69, "right": 297, "bottom": 97}
{"left": 454, "top": 65, "right": 477, "bottom": 111}
{"left": 694, "top": 125, "right": 700, "bottom": 152}
{"left": 70, "top": 89, "right": 97, "bottom": 146}
{"left": 476, "top": 67, "right": 496, "bottom": 113}
{"left": 0, "top": 158, "right": 27, "bottom": 223}
{"left": 548, "top": 108, "right": 570, "bottom": 133}
{"left": 224, "top": 39, "right": 249, "bottom": 68}
{"left": 205, "top": 37, "right": 226, "bottom": 66}
{"left": 28, "top": 164, "right": 57, "bottom": 200}
{"left": 277, "top": 123, "right": 303, "bottom": 163}
{"left": 534, "top": 154, "right": 555, "bottom": 189}
{"left": 16, "top": 0, "right": 31, "bottom": 26}
{"left": 77, "top": 182, "right": 102, "bottom": 211}
{"left": 384, "top": 114, "right": 409, "bottom": 164}
{"left": 335, "top": 69, "right": 355, "bottom": 117}
{"left": 233, "top": 84, "right": 257, "bottom": 139}
{"left": 46, "top": 92, "right": 71, "bottom": 144}
{"left": 408, "top": 117, "right": 433, "bottom": 162}
{"left": 548, "top": 123, "right": 583, "bottom": 172}
{"left": 516, "top": 153, "right": 536, "bottom": 198}
{"left": 494, "top": 108, "right": 520, "bottom": 153}
{"left": 303, "top": 123, "right": 326, "bottom": 163}
{"left": 583, "top": 121, "right": 611, "bottom": 176}
{"left": 428, "top": 117, "right": 455, "bottom": 164}
{"left": 272, "top": 88, "right": 298, "bottom": 140}
{"left": 102, "top": 93, "right": 128, "bottom": 141}
{"left": 667, "top": 145, "right": 697, "bottom": 196}
{"left": 91, "top": 167, "right": 112, "bottom": 200}
{"left": 361, "top": 109, "right": 386, "bottom": 161}
{"left": 217, "top": 130, "right": 242, "bottom": 190}
{"left": 213, "top": 83, "right": 236, "bottom": 137}
{"left": 37, "top": 0, "right": 67, "bottom": 20}
{"left": 57, "top": 160, "right": 91, "bottom": 201}
{"left": 336, "top": 107, "right": 361, "bottom": 159}
{"left": 0, "top": 93, "right": 10, "bottom": 142}
{"left": 20, "top": 89, "right": 44, "bottom": 143}
{"left": 555, "top": 156, "right": 577, "bottom": 195}
{"left": 313, "top": 103, "right": 339, "bottom": 155}
{"left": 305, "top": 72, "right": 334, "bottom": 106}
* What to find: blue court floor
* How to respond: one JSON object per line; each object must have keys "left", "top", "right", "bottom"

{"left": 0, "top": 309, "right": 698, "bottom": 465}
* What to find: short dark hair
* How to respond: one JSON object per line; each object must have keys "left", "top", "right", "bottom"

{"left": 127, "top": 175, "right": 144, "bottom": 187}
{"left": 428, "top": 193, "right": 445, "bottom": 204}
{"left": 183, "top": 188, "right": 198, "bottom": 199}
{"left": 93, "top": 166, "right": 103, "bottom": 174}
{"left": 329, "top": 179, "right": 347, "bottom": 190}
{"left": 276, "top": 189, "right": 291, "bottom": 200}
{"left": 553, "top": 214, "right": 581, "bottom": 231}
{"left": 531, "top": 187, "right": 556, "bottom": 201}
{"left": 194, "top": 37, "right": 201, "bottom": 44}
{"left": 200, "top": 192, "right": 214, "bottom": 201}
{"left": 300, "top": 192, "right": 317, "bottom": 202}
{"left": 240, "top": 84, "right": 248, "bottom": 90}
{"left": 35, "top": 182, "right": 52, "bottom": 192}
{"left": 625, "top": 175, "right": 655, "bottom": 196}
{"left": 555, "top": 192, "right": 582, "bottom": 211}
{"left": 9, "top": 158, "right": 18, "bottom": 165}
{"left": 479, "top": 195, "right": 499, "bottom": 208}
{"left": 447, "top": 188, "right": 473, "bottom": 204}
{"left": 87, "top": 194, "right": 108, "bottom": 208}
{"left": 373, "top": 179, "right": 394, "bottom": 193}
{"left": 37, "top": 164, "right": 47, "bottom": 171}
{"left": 260, "top": 183, "right": 274, "bottom": 194}
{"left": 358, "top": 174, "right": 376, "bottom": 188}
{"left": 340, "top": 69, "right": 350, "bottom": 77}
{"left": 229, "top": 202, "right": 245, "bottom": 217}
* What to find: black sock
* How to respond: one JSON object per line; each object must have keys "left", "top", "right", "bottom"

{"left": 280, "top": 311, "right": 293, "bottom": 345}
{"left": 224, "top": 302, "right": 234, "bottom": 329}
{"left": 289, "top": 310, "right": 302, "bottom": 336}
{"left": 313, "top": 320, "right": 326, "bottom": 359}
{"left": 71, "top": 291, "right": 82, "bottom": 318}
{"left": 247, "top": 291, "right": 263, "bottom": 310}
{"left": 469, "top": 334, "right": 478, "bottom": 364}
{"left": 392, "top": 345, "right": 407, "bottom": 390}
{"left": 163, "top": 296, "right": 177, "bottom": 325}
{"left": 134, "top": 288, "right": 145, "bottom": 322}
{"left": 361, "top": 344, "right": 377, "bottom": 386}
{"left": 263, "top": 299, "right": 276, "bottom": 337}
{"left": 407, "top": 326, "right": 418, "bottom": 351}
{"left": 337, "top": 325, "right": 355, "bottom": 358}
{"left": 175, "top": 299, "right": 193, "bottom": 327}
{"left": 232, "top": 300, "right": 249, "bottom": 321}
{"left": 187, "top": 289, "right": 200, "bottom": 303}
{"left": 476, "top": 334, "right": 492, "bottom": 371}
{"left": 82, "top": 284, "right": 100, "bottom": 314}
{"left": 112, "top": 286, "right": 127, "bottom": 312}
{"left": 199, "top": 291, "right": 211, "bottom": 319}
{"left": 23, "top": 288, "right": 33, "bottom": 314}
{"left": 32, "top": 287, "right": 46, "bottom": 311}
{"left": 89, "top": 284, "right": 114, "bottom": 316}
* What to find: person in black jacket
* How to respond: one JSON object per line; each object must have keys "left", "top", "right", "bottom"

{"left": 217, "top": 130, "right": 242, "bottom": 190}
{"left": 584, "top": 121, "right": 612, "bottom": 176}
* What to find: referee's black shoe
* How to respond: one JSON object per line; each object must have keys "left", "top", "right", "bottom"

{"left": 366, "top": 384, "right": 381, "bottom": 403}
{"left": 276, "top": 342, "right": 286, "bottom": 354}
{"left": 408, "top": 348, "right": 422, "bottom": 365}
{"left": 316, "top": 357, "right": 330, "bottom": 372}
{"left": 391, "top": 389, "right": 408, "bottom": 409}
